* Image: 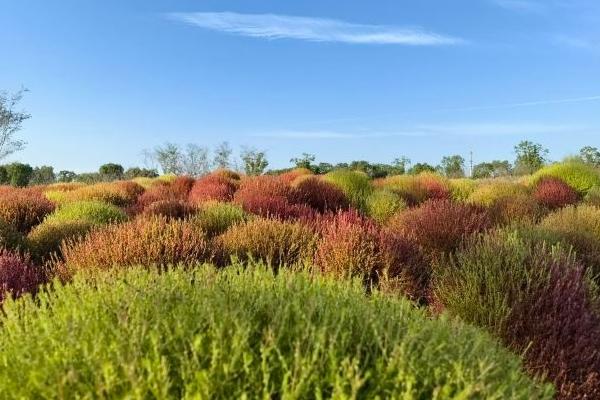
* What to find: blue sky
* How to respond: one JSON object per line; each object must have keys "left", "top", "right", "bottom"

{"left": 1, "top": 0, "right": 599, "bottom": 172}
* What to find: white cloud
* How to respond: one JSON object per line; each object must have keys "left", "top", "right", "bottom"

{"left": 167, "top": 12, "right": 464, "bottom": 46}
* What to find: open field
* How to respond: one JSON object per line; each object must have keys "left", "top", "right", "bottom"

{"left": 0, "top": 161, "right": 600, "bottom": 398}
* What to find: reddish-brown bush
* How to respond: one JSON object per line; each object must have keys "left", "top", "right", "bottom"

{"left": 419, "top": 173, "right": 452, "bottom": 200}
{"left": 170, "top": 176, "right": 195, "bottom": 198}
{"left": 0, "top": 188, "right": 55, "bottom": 232}
{"left": 142, "top": 200, "right": 196, "bottom": 220}
{"left": 388, "top": 199, "right": 492, "bottom": 259}
{"left": 236, "top": 194, "right": 315, "bottom": 220}
{"left": 235, "top": 175, "right": 293, "bottom": 201}
{"left": 534, "top": 177, "right": 580, "bottom": 210}
{"left": 188, "top": 174, "right": 238, "bottom": 204}
{"left": 291, "top": 176, "right": 349, "bottom": 213}
{"left": 489, "top": 193, "right": 544, "bottom": 226}
{"left": 0, "top": 250, "right": 44, "bottom": 303}
{"left": 279, "top": 167, "right": 313, "bottom": 184}
{"left": 60, "top": 216, "right": 210, "bottom": 275}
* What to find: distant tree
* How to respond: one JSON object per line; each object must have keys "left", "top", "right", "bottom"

{"left": 5, "top": 162, "right": 33, "bottom": 187}
{"left": 0, "top": 165, "right": 7, "bottom": 184}
{"left": 99, "top": 163, "right": 124, "bottom": 180}
{"left": 315, "top": 162, "right": 334, "bottom": 174}
{"left": 240, "top": 147, "right": 269, "bottom": 176}
{"left": 57, "top": 170, "right": 77, "bottom": 182}
{"left": 514, "top": 140, "right": 548, "bottom": 175}
{"left": 153, "top": 143, "right": 183, "bottom": 175}
{"left": 439, "top": 155, "right": 466, "bottom": 178}
{"left": 392, "top": 156, "right": 411, "bottom": 175}
{"left": 472, "top": 160, "right": 512, "bottom": 179}
{"left": 182, "top": 144, "right": 210, "bottom": 177}
{"left": 124, "top": 167, "right": 158, "bottom": 180}
{"left": 213, "top": 141, "right": 233, "bottom": 170}
{"left": 76, "top": 173, "right": 103, "bottom": 184}
{"left": 0, "top": 89, "right": 30, "bottom": 161}
{"left": 409, "top": 162, "right": 436, "bottom": 175}
{"left": 291, "top": 153, "right": 316, "bottom": 170}
{"left": 579, "top": 146, "right": 600, "bottom": 167}
{"left": 29, "top": 165, "right": 56, "bottom": 185}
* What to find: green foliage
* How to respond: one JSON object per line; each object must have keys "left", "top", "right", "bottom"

{"left": 27, "top": 220, "right": 93, "bottom": 262}
{"left": 409, "top": 162, "right": 436, "bottom": 175}
{"left": 56, "top": 170, "right": 77, "bottom": 183}
{"left": 324, "top": 169, "right": 373, "bottom": 210}
{"left": 365, "top": 189, "right": 406, "bottom": 223}
{"left": 4, "top": 162, "right": 33, "bottom": 187}
{"left": 192, "top": 201, "right": 248, "bottom": 237}
{"left": 439, "top": 154, "right": 465, "bottom": 178}
{"left": 44, "top": 200, "right": 127, "bottom": 226}
{"left": 468, "top": 181, "right": 528, "bottom": 206}
{"left": 472, "top": 160, "right": 512, "bottom": 179}
{"left": 29, "top": 166, "right": 55, "bottom": 185}
{"left": 124, "top": 167, "right": 159, "bottom": 180}
{"left": 0, "top": 219, "right": 24, "bottom": 252}
{"left": 449, "top": 178, "right": 478, "bottom": 201}
{"left": 584, "top": 186, "right": 600, "bottom": 206}
{"left": 531, "top": 161, "right": 600, "bottom": 194}
{"left": 514, "top": 140, "right": 548, "bottom": 176}
{"left": 240, "top": 147, "right": 268, "bottom": 175}
{"left": 579, "top": 146, "right": 600, "bottom": 167}
{"left": 0, "top": 265, "right": 552, "bottom": 399}
{"left": 98, "top": 163, "right": 124, "bottom": 180}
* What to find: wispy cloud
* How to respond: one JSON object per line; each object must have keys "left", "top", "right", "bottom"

{"left": 167, "top": 12, "right": 464, "bottom": 46}
{"left": 554, "top": 35, "right": 600, "bottom": 50}
{"left": 491, "top": 0, "right": 547, "bottom": 13}
{"left": 252, "top": 130, "right": 428, "bottom": 139}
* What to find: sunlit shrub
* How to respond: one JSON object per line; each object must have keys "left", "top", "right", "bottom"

{"left": 142, "top": 200, "right": 196, "bottom": 220}
{"left": 211, "top": 169, "right": 241, "bottom": 181}
{"left": 0, "top": 188, "right": 55, "bottom": 232}
{"left": 170, "top": 176, "right": 195, "bottom": 198}
{"left": 218, "top": 218, "right": 317, "bottom": 267}
{"left": 0, "top": 249, "right": 44, "bottom": 303}
{"left": 489, "top": 193, "right": 543, "bottom": 226}
{"left": 365, "top": 189, "right": 406, "bottom": 224}
{"left": 388, "top": 199, "right": 492, "bottom": 259}
{"left": 44, "top": 200, "right": 127, "bottom": 226}
{"left": 189, "top": 174, "right": 238, "bottom": 205}
{"left": 291, "top": 176, "right": 349, "bottom": 213}
{"left": 58, "top": 181, "right": 144, "bottom": 207}
{"left": 192, "top": 202, "right": 248, "bottom": 237}
{"left": 324, "top": 170, "right": 373, "bottom": 211}
{"left": 468, "top": 181, "right": 528, "bottom": 207}
{"left": 378, "top": 173, "right": 450, "bottom": 205}
{"left": 449, "top": 178, "right": 478, "bottom": 202}
{"left": 533, "top": 177, "right": 579, "bottom": 210}
{"left": 27, "top": 221, "right": 94, "bottom": 263}
{"left": 532, "top": 161, "right": 600, "bottom": 195}
{"left": 279, "top": 167, "right": 313, "bottom": 184}
{"left": 584, "top": 186, "right": 600, "bottom": 207}
{"left": 60, "top": 216, "right": 210, "bottom": 275}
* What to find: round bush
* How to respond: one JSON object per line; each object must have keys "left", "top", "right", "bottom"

{"left": 449, "top": 178, "right": 478, "bottom": 201}
{"left": 324, "top": 170, "right": 373, "bottom": 211}
{"left": 60, "top": 216, "right": 210, "bottom": 275}
{"left": 533, "top": 177, "right": 579, "bottom": 210}
{"left": 0, "top": 249, "right": 44, "bottom": 303}
{"left": 189, "top": 174, "right": 239, "bottom": 204}
{"left": 27, "top": 221, "right": 94, "bottom": 262}
{"left": 192, "top": 202, "right": 248, "bottom": 237}
{"left": 365, "top": 189, "right": 406, "bottom": 224}
{"left": 0, "top": 220, "right": 25, "bottom": 252}
{"left": 489, "top": 193, "right": 543, "bottom": 226}
{"left": 59, "top": 181, "right": 144, "bottom": 207}
{"left": 0, "top": 265, "right": 551, "bottom": 399}
{"left": 44, "top": 200, "right": 127, "bottom": 226}
{"left": 218, "top": 218, "right": 317, "bottom": 267}
{"left": 0, "top": 188, "right": 55, "bottom": 232}
{"left": 142, "top": 200, "right": 196, "bottom": 220}
{"left": 377, "top": 173, "right": 450, "bottom": 206}
{"left": 279, "top": 167, "right": 313, "bottom": 184}
{"left": 468, "top": 181, "right": 529, "bottom": 207}
{"left": 532, "top": 162, "right": 600, "bottom": 195}
{"left": 291, "top": 176, "right": 349, "bottom": 213}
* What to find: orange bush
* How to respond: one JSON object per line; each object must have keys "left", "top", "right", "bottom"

{"left": 188, "top": 174, "right": 238, "bottom": 204}
{"left": 0, "top": 188, "right": 55, "bottom": 232}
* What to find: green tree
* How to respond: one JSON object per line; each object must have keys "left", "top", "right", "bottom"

{"left": 290, "top": 153, "right": 316, "bottom": 170}
{"left": 514, "top": 140, "right": 548, "bottom": 175}
{"left": 213, "top": 141, "right": 233, "bottom": 170}
{"left": 99, "top": 163, "right": 124, "bottom": 180}
{"left": 0, "top": 88, "right": 30, "bottom": 161}
{"left": 124, "top": 167, "right": 158, "bottom": 179}
{"left": 472, "top": 160, "right": 512, "bottom": 179}
{"left": 0, "top": 165, "right": 8, "bottom": 184}
{"left": 240, "top": 147, "right": 269, "bottom": 176}
{"left": 30, "top": 166, "right": 56, "bottom": 185}
{"left": 5, "top": 162, "right": 33, "bottom": 187}
{"left": 392, "top": 156, "right": 411, "bottom": 175}
{"left": 153, "top": 143, "right": 183, "bottom": 175}
{"left": 409, "top": 163, "right": 436, "bottom": 175}
{"left": 439, "top": 155, "right": 466, "bottom": 178}
{"left": 579, "top": 146, "right": 600, "bottom": 167}
{"left": 57, "top": 170, "right": 77, "bottom": 182}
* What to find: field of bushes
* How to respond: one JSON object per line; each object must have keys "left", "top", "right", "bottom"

{"left": 1, "top": 160, "right": 600, "bottom": 398}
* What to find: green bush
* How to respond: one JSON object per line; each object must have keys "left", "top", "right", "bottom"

{"left": 44, "top": 200, "right": 127, "bottom": 226}
{"left": 192, "top": 201, "right": 248, "bottom": 237}
{"left": 0, "top": 219, "right": 24, "bottom": 252}
{"left": 0, "top": 264, "right": 551, "bottom": 399}
{"left": 449, "top": 178, "right": 478, "bottom": 201}
{"left": 365, "top": 189, "right": 406, "bottom": 223}
{"left": 468, "top": 181, "right": 529, "bottom": 206}
{"left": 324, "top": 169, "right": 373, "bottom": 211}
{"left": 584, "top": 186, "right": 600, "bottom": 207}
{"left": 27, "top": 220, "right": 93, "bottom": 262}
{"left": 531, "top": 162, "right": 600, "bottom": 195}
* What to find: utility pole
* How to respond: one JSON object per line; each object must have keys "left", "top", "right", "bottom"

{"left": 469, "top": 151, "right": 474, "bottom": 178}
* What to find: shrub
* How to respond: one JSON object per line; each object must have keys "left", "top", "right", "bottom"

{"left": 191, "top": 202, "right": 248, "bottom": 237}
{"left": 365, "top": 189, "right": 406, "bottom": 224}
{"left": 0, "top": 188, "right": 55, "bottom": 232}
{"left": 532, "top": 161, "right": 600, "bottom": 195}
{"left": 170, "top": 175, "right": 195, "bottom": 198}
{"left": 142, "top": 200, "right": 196, "bottom": 220}
{"left": 377, "top": 173, "right": 450, "bottom": 206}
{"left": 58, "top": 181, "right": 144, "bottom": 206}
{"left": 44, "top": 200, "right": 127, "bottom": 226}
{"left": 0, "top": 265, "right": 551, "bottom": 399}
{"left": 434, "top": 231, "right": 600, "bottom": 400}
{"left": 449, "top": 178, "right": 478, "bottom": 201}
{"left": 489, "top": 193, "right": 543, "bottom": 226}
{"left": 279, "top": 167, "right": 313, "bottom": 184}
{"left": 60, "top": 216, "right": 210, "bottom": 275}
{"left": 388, "top": 199, "right": 492, "bottom": 259}
{"left": 291, "top": 176, "right": 349, "bottom": 213}
{"left": 27, "top": 221, "right": 94, "bottom": 262}
{"left": 533, "top": 177, "right": 579, "bottom": 210}
{"left": 323, "top": 170, "right": 373, "bottom": 211}
{"left": 0, "top": 220, "right": 25, "bottom": 252}
{"left": 218, "top": 218, "right": 317, "bottom": 267}
{"left": 0, "top": 250, "right": 44, "bottom": 303}
{"left": 189, "top": 174, "right": 238, "bottom": 204}
{"left": 584, "top": 186, "right": 600, "bottom": 207}
{"left": 468, "top": 181, "right": 529, "bottom": 207}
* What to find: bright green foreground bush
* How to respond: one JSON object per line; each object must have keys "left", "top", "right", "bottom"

{"left": 324, "top": 169, "right": 373, "bottom": 211}
{"left": 0, "top": 265, "right": 551, "bottom": 399}
{"left": 44, "top": 200, "right": 127, "bottom": 225}
{"left": 532, "top": 162, "right": 600, "bottom": 194}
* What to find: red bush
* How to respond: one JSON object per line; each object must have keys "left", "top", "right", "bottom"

{"left": 534, "top": 177, "right": 579, "bottom": 210}
{"left": 170, "top": 176, "right": 195, "bottom": 198}
{"left": 0, "top": 250, "right": 44, "bottom": 303}
{"left": 419, "top": 174, "right": 451, "bottom": 201}
{"left": 505, "top": 260, "right": 600, "bottom": 399}
{"left": 189, "top": 174, "right": 238, "bottom": 204}
{"left": 388, "top": 199, "right": 492, "bottom": 259}
{"left": 0, "top": 188, "right": 55, "bottom": 232}
{"left": 142, "top": 200, "right": 196, "bottom": 220}
{"left": 291, "top": 176, "right": 349, "bottom": 213}
{"left": 237, "top": 194, "right": 315, "bottom": 220}
{"left": 279, "top": 168, "right": 313, "bottom": 184}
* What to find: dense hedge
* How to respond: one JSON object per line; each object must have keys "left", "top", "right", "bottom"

{"left": 0, "top": 265, "right": 552, "bottom": 399}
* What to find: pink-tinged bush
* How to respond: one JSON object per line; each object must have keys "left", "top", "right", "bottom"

{"left": 533, "top": 177, "right": 580, "bottom": 210}
{"left": 235, "top": 175, "right": 293, "bottom": 201}
{"left": 188, "top": 174, "right": 239, "bottom": 205}
{"left": 142, "top": 200, "right": 196, "bottom": 220}
{"left": 60, "top": 216, "right": 210, "bottom": 276}
{"left": 388, "top": 199, "right": 492, "bottom": 259}
{"left": 0, "top": 188, "right": 55, "bottom": 232}
{"left": 291, "top": 176, "right": 349, "bottom": 213}
{"left": 218, "top": 218, "right": 317, "bottom": 267}
{"left": 0, "top": 250, "right": 44, "bottom": 303}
